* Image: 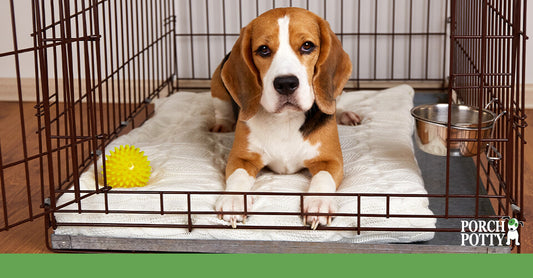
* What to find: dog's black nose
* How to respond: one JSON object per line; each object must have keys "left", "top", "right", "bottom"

{"left": 273, "top": 75, "right": 299, "bottom": 95}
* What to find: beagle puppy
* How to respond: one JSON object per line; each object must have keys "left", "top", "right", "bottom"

{"left": 210, "top": 8, "right": 358, "bottom": 229}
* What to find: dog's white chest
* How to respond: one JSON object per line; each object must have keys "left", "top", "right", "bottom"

{"left": 246, "top": 111, "right": 320, "bottom": 174}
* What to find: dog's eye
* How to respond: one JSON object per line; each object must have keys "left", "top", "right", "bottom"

{"left": 255, "top": 45, "right": 271, "bottom": 57}
{"left": 300, "top": 41, "right": 315, "bottom": 54}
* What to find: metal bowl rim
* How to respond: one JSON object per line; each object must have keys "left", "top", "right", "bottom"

{"left": 410, "top": 103, "right": 497, "bottom": 129}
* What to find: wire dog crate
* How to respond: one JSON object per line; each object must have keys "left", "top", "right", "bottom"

{"left": 0, "top": 0, "right": 527, "bottom": 253}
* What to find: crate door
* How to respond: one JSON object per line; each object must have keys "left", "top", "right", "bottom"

{"left": 2, "top": 0, "right": 176, "bottom": 235}
{"left": 448, "top": 0, "right": 527, "bottom": 233}
{"left": 0, "top": 0, "right": 107, "bottom": 233}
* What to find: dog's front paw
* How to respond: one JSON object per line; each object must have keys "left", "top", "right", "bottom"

{"left": 336, "top": 111, "right": 361, "bottom": 126}
{"left": 215, "top": 195, "right": 253, "bottom": 228}
{"left": 210, "top": 119, "right": 235, "bottom": 132}
{"left": 303, "top": 196, "right": 337, "bottom": 230}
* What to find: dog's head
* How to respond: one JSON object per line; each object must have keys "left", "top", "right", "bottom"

{"left": 507, "top": 218, "right": 521, "bottom": 231}
{"left": 221, "top": 7, "right": 352, "bottom": 120}
{"left": 503, "top": 216, "right": 523, "bottom": 231}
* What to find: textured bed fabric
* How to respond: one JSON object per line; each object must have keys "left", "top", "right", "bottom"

{"left": 55, "top": 84, "right": 436, "bottom": 243}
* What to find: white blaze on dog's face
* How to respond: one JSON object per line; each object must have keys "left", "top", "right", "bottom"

{"left": 251, "top": 15, "right": 320, "bottom": 114}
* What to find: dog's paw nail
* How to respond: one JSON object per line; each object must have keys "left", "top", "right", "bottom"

{"left": 303, "top": 196, "right": 337, "bottom": 229}
{"left": 311, "top": 219, "right": 319, "bottom": 230}
{"left": 215, "top": 195, "right": 252, "bottom": 227}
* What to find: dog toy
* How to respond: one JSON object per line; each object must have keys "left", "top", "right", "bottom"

{"left": 104, "top": 145, "right": 151, "bottom": 188}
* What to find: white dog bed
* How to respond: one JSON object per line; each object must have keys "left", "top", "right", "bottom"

{"left": 54, "top": 84, "right": 436, "bottom": 244}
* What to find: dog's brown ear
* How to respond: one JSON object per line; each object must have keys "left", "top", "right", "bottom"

{"left": 313, "top": 19, "right": 352, "bottom": 115}
{"left": 220, "top": 25, "right": 261, "bottom": 121}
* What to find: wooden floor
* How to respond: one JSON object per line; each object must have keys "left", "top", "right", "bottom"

{"left": 1, "top": 102, "right": 532, "bottom": 253}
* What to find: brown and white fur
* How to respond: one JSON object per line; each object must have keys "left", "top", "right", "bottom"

{"left": 210, "top": 8, "right": 359, "bottom": 229}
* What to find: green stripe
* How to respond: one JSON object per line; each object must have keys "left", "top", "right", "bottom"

{"left": 1, "top": 254, "right": 532, "bottom": 277}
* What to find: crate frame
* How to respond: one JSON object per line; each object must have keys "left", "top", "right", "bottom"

{"left": 0, "top": 0, "right": 527, "bottom": 253}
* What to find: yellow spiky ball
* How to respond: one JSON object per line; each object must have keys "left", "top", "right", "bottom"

{"left": 104, "top": 145, "right": 151, "bottom": 188}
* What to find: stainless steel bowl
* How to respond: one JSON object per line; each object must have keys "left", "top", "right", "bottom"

{"left": 411, "top": 103, "right": 497, "bottom": 157}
